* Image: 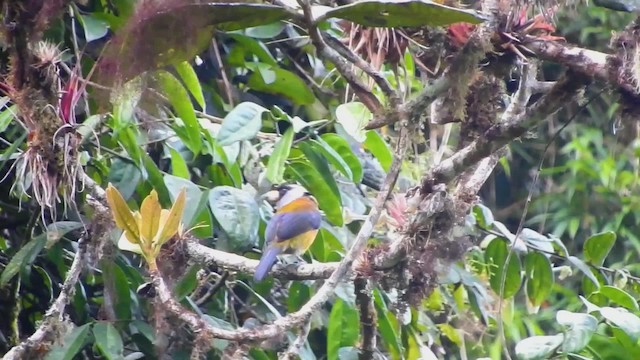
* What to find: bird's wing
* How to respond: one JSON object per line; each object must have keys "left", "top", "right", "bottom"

{"left": 268, "top": 211, "right": 321, "bottom": 243}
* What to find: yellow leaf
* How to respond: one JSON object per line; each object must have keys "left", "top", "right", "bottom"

{"left": 139, "top": 190, "right": 162, "bottom": 245}
{"left": 106, "top": 183, "right": 140, "bottom": 243}
{"left": 154, "top": 188, "right": 186, "bottom": 247}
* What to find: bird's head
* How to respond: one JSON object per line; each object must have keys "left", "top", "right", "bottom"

{"left": 263, "top": 184, "right": 317, "bottom": 210}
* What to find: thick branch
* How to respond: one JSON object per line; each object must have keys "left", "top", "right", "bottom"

{"left": 526, "top": 40, "right": 633, "bottom": 93}
{"left": 426, "top": 71, "right": 589, "bottom": 186}
{"left": 185, "top": 241, "right": 338, "bottom": 280}
{"left": 355, "top": 278, "right": 376, "bottom": 360}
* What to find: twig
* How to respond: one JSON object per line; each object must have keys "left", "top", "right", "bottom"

{"left": 354, "top": 277, "right": 376, "bottom": 360}
{"left": 279, "top": 321, "right": 311, "bottom": 360}
{"left": 321, "top": 32, "right": 400, "bottom": 107}
{"left": 298, "top": 0, "right": 383, "bottom": 115}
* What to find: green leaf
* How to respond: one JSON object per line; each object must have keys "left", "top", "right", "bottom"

{"left": 556, "top": 310, "right": 597, "bottom": 353}
{"left": 320, "top": 134, "right": 363, "bottom": 183}
{"left": 373, "top": 290, "right": 401, "bottom": 359}
{"left": 327, "top": 299, "right": 360, "bottom": 360}
{"left": 247, "top": 63, "right": 315, "bottom": 105}
{"left": 174, "top": 61, "right": 206, "bottom": 110}
{"left": 141, "top": 153, "right": 172, "bottom": 206}
{"left": 485, "top": 238, "right": 522, "bottom": 299}
{"left": 473, "top": 203, "right": 494, "bottom": 229}
{"left": 593, "top": 0, "right": 640, "bottom": 12}
{"left": 157, "top": 70, "right": 202, "bottom": 154}
{"left": 515, "top": 334, "right": 563, "bottom": 360}
{"left": 288, "top": 282, "right": 311, "bottom": 312}
{"left": 78, "top": 13, "right": 110, "bottom": 42}
{"left": 163, "top": 174, "right": 204, "bottom": 227}
{"left": 244, "top": 22, "right": 286, "bottom": 38}
{"left": 568, "top": 256, "right": 600, "bottom": 289}
{"left": 310, "top": 139, "right": 353, "bottom": 181}
{"left": 299, "top": 142, "right": 342, "bottom": 200}
{"left": 217, "top": 102, "right": 267, "bottom": 146}
{"left": 266, "top": 127, "right": 294, "bottom": 184}
{"left": 0, "top": 104, "right": 17, "bottom": 133}
{"left": 310, "top": 228, "right": 345, "bottom": 262}
{"left": 584, "top": 231, "right": 616, "bottom": 267}
{"left": 226, "top": 34, "right": 277, "bottom": 66}
{"left": 524, "top": 252, "right": 553, "bottom": 308}
{"left": 111, "top": 263, "right": 132, "bottom": 321}
{"left": 169, "top": 146, "right": 190, "bottom": 179}
{"left": 599, "top": 307, "right": 640, "bottom": 340}
{"left": 174, "top": 266, "right": 200, "bottom": 301}
{"left": 1, "top": 222, "right": 83, "bottom": 287}
{"left": 288, "top": 161, "right": 343, "bottom": 226}
{"left": 335, "top": 102, "right": 371, "bottom": 142}
{"left": 364, "top": 130, "right": 392, "bottom": 171}
{"left": 44, "top": 323, "right": 92, "bottom": 360}
{"left": 209, "top": 186, "right": 260, "bottom": 251}
{"left": 598, "top": 285, "right": 640, "bottom": 311}
{"left": 317, "top": 0, "right": 486, "bottom": 28}
{"left": 93, "top": 322, "right": 124, "bottom": 360}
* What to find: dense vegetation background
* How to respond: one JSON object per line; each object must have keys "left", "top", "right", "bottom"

{"left": 1, "top": 0, "right": 640, "bottom": 359}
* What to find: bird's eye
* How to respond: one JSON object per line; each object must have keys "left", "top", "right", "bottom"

{"left": 303, "top": 191, "right": 311, "bottom": 196}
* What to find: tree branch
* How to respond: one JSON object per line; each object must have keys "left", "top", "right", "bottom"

{"left": 355, "top": 277, "right": 376, "bottom": 360}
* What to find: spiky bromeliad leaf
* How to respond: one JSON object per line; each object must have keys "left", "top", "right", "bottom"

{"left": 316, "top": 0, "right": 487, "bottom": 28}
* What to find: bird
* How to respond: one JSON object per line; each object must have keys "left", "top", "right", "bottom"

{"left": 254, "top": 184, "right": 322, "bottom": 282}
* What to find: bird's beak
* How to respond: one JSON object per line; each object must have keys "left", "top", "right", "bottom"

{"left": 262, "top": 190, "right": 280, "bottom": 204}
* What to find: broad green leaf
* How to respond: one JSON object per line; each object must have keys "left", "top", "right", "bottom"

{"left": 244, "top": 22, "right": 286, "bottom": 38}
{"left": 299, "top": 142, "right": 342, "bottom": 200}
{"left": 599, "top": 307, "right": 640, "bottom": 340}
{"left": 103, "top": 261, "right": 133, "bottom": 322}
{"left": 335, "top": 102, "right": 371, "bottom": 142}
{"left": 266, "top": 127, "right": 294, "bottom": 184}
{"left": 364, "top": 130, "right": 392, "bottom": 171}
{"left": 598, "top": 285, "right": 639, "bottom": 311}
{"left": 163, "top": 174, "right": 204, "bottom": 227}
{"left": 44, "top": 323, "right": 92, "bottom": 360}
{"left": 556, "top": 310, "right": 597, "bottom": 353}
{"left": 217, "top": 102, "right": 267, "bottom": 146}
{"left": 485, "top": 238, "right": 522, "bottom": 299}
{"left": 288, "top": 161, "right": 343, "bottom": 226}
{"left": 108, "top": 159, "right": 142, "bottom": 200}
{"left": 0, "top": 104, "right": 17, "bottom": 133}
{"left": 174, "top": 266, "right": 200, "bottom": 301}
{"left": 142, "top": 152, "right": 172, "bottom": 205}
{"left": 473, "top": 203, "right": 494, "bottom": 229}
{"left": 93, "top": 322, "right": 124, "bottom": 360}
{"left": 568, "top": 256, "right": 600, "bottom": 289}
{"left": 175, "top": 61, "right": 205, "bottom": 110}
{"left": 209, "top": 186, "right": 260, "bottom": 251}
{"left": 524, "top": 252, "right": 553, "bottom": 308}
{"left": 317, "top": 0, "right": 486, "bottom": 27}
{"left": 373, "top": 290, "right": 401, "bottom": 359}
{"left": 288, "top": 282, "right": 311, "bottom": 312}
{"left": 327, "top": 299, "right": 360, "bottom": 360}
{"left": 78, "top": 13, "right": 110, "bottom": 42}
{"left": 100, "top": 3, "right": 290, "bottom": 82}
{"left": 515, "top": 334, "right": 563, "bottom": 360}
{"left": 320, "top": 134, "right": 363, "bottom": 183}
{"left": 0, "top": 233, "right": 45, "bottom": 286}
{"left": 584, "top": 231, "right": 616, "bottom": 266}
{"left": 310, "top": 228, "right": 345, "bottom": 263}
{"left": 227, "top": 33, "right": 277, "bottom": 66}
{"left": 593, "top": 0, "right": 640, "bottom": 12}
{"left": 310, "top": 139, "right": 353, "bottom": 181}
{"left": 169, "top": 146, "right": 190, "bottom": 179}
{"left": 157, "top": 70, "right": 202, "bottom": 154}
{"left": 247, "top": 64, "right": 315, "bottom": 105}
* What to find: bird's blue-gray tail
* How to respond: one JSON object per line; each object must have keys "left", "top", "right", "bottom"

{"left": 254, "top": 246, "right": 281, "bottom": 281}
